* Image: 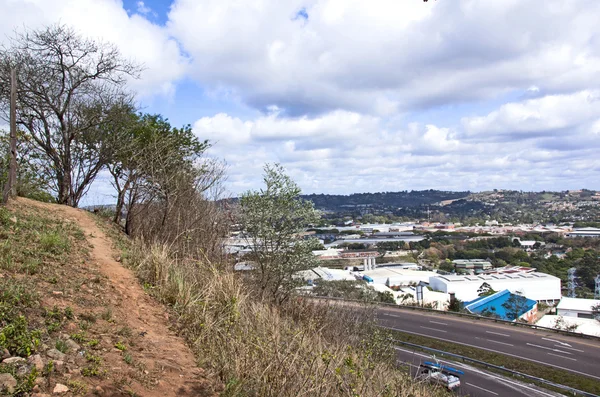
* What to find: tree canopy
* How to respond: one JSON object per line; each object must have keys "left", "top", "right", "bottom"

{"left": 240, "top": 164, "right": 320, "bottom": 304}
{"left": 0, "top": 24, "right": 139, "bottom": 206}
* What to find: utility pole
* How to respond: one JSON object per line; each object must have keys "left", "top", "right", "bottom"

{"left": 2, "top": 68, "right": 17, "bottom": 204}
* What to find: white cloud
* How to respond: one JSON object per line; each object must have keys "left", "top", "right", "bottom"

{"left": 4, "top": 0, "right": 600, "bottom": 200}
{"left": 0, "top": 0, "right": 188, "bottom": 99}
{"left": 192, "top": 85, "right": 600, "bottom": 196}
{"left": 167, "top": 0, "right": 600, "bottom": 115}
{"left": 462, "top": 90, "right": 600, "bottom": 139}
{"left": 136, "top": 1, "right": 151, "bottom": 15}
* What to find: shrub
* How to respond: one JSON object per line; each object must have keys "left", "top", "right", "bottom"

{"left": 55, "top": 339, "right": 69, "bottom": 353}
{"left": 125, "top": 241, "right": 441, "bottom": 397}
{"left": 39, "top": 231, "right": 70, "bottom": 254}
{"left": 0, "top": 207, "right": 10, "bottom": 227}
{"left": 0, "top": 315, "right": 41, "bottom": 357}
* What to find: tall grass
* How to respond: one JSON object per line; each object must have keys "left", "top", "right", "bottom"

{"left": 125, "top": 241, "right": 445, "bottom": 397}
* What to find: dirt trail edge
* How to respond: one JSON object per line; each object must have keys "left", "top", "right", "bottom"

{"left": 23, "top": 198, "right": 214, "bottom": 397}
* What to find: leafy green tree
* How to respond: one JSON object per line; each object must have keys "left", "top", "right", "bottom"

{"left": 240, "top": 164, "right": 320, "bottom": 304}
{"left": 438, "top": 261, "right": 454, "bottom": 273}
{"left": 501, "top": 292, "right": 530, "bottom": 321}
{"left": 312, "top": 280, "right": 395, "bottom": 303}
{"left": 477, "top": 282, "right": 496, "bottom": 297}
{"left": 106, "top": 112, "right": 209, "bottom": 227}
{"left": 447, "top": 297, "right": 463, "bottom": 312}
{"left": 0, "top": 24, "right": 139, "bottom": 206}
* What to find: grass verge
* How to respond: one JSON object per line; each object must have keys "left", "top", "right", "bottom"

{"left": 113, "top": 236, "right": 450, "bottom": 397}
{"left": 388, "top": 329, "right": 600, "bottom": 395}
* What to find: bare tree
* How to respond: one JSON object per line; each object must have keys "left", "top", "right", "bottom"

{"left": 110, "top": 114, "right": 227, "bottom": 260}
{"left": 1, "top": 68, "right": 16, "bottom": 204}
{"left": 0, "top": 24, "right": 139, "bottom": 206}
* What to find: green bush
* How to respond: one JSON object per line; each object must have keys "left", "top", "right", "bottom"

{"left": 39, "top": 231, "right": 70, "bottom": 254}
{"left": 0, "top": 207, "right": 10, "bottom": 227}
{"left": 0, "top": 279, "right": 37, "bottom": 323}
{"left": 0, "top": 315, "right": 41, "bottom": 357}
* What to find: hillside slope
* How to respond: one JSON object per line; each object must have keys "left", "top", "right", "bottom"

{"left": 0, "top": 198, "right": 216, "bottom": 396}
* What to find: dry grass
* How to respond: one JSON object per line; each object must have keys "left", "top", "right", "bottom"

{"left": 124, "top": 241, "right": 447, "bottom": 397}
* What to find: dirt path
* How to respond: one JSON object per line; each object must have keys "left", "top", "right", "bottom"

{"left": 20, "top": 198, "right": 215, "bottom": 397}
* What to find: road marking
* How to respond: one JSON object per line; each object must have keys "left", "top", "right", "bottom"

{"left": 465, "top": 382, "right": 499, "bottom": 395}
{"left": 429, "top": 320, "right": 448, "bottom": 326}
{"left": 553, "top": 345, "right": 584, "bottom": 353}
{"left": 486, "top": 339, "right": 514, "bottom": 347}
{"left": 395, "top": 347, "right": 430, "bottom": 359}
{"left": 547, "top": 353, "right": 577, "bottom": 361}
{"left": 381, "top": 313, "right": 402, "bottom": 318}
{"left": 486, "top": 331, "right": 511, "bottom": 337}
{"left": 382, "top": 326, "right": 600, "bottom": 381}
{"left": 542, "top": 337, "right": 571, "bottom": 347}
{"left": 420, "top": 326, "right": 447, "bottom": 333}
{"left": 526, "top": 343, "right": 572, "bottom": 355}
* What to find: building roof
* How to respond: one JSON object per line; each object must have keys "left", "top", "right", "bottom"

{"left": 536, "top": 315, "right": 600, "bottom": 337}
{"left": 433, "top": 271, "right": 559, "bottom": 284}
{"left": 465, "top": 289, "right": 536, "bottom": 321}
{"left": 483, "top": 265, "right": 536, "bottom": 274}
{"left": 296, "top": 267, "right": 356, "bottom": 282}
{"left": 573, "top": 227, "right": 600, "bottom": 232}
{"left": 360, "top": 268, "right": 437, "bottom": 286}
{"left": 557, "top": 297, "right": 600, "bottom": 312}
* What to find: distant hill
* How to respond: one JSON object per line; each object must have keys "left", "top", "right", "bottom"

{"left": 302, "top": 189, "right": 600, "bottom": 224}
{"left": 302, "top": 190, "right": 470, "bottom": 210}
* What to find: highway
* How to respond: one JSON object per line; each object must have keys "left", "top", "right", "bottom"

{"left": 376, "top": 307, "right": 600, "bottom": 381}
{"left": 396, "top": 347, "right": 564, "bottom": 397}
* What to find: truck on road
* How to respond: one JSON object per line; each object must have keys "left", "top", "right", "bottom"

{"left": 417, "top": 361, "right": 463, "bottom": 391}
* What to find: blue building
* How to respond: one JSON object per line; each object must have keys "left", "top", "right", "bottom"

{"left": 464, "top": 289, "right": 537, "bottom": 322}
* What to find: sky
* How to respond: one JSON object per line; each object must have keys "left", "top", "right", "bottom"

{"left": 1, "top": 0, "right": 600, "bottom": 205}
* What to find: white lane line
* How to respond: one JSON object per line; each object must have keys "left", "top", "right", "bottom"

{"left": 548, "top": 353, "right": 577, "bottom": 361}
{"left": 526, "top": 343, "right": 572, "bottom": 355}
{"left": 420, "top": 326, "right": 447, "bottom": 333}
{"left": 554, "top": 345, "right": 584, "bottom": 353}
{"left": 542, "top": 337, "right": 571, "bottom": 347}
{"left": 429, "top": 320, "right": 448, "bottom": 326}
{"left": 465, "top": 382, "right": 499, "bottom": 395}
{"left": 486, "top": 339, "right": 514, "bottom": 347}
{"left": 382, "top": 326, "right": 600, "bottom": 381}
{"left": 381, "top": 313, "right": 402, "bottom": 318}
{"left": 395, "top": 347, "right": 430, "bottom": 359}
{"left": 486, "top": 331, "right": 511, "bottom": 337}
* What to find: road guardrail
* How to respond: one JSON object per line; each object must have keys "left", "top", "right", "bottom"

{"left": 306, "top": 295, "right": 600, "bottom": 342}
{"left": 394, "top": 339, "right": 598, "bottom": 397}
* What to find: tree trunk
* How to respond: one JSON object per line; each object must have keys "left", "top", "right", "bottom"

{"left": 2, "top": 68, "right": 17, "bottom": 204}
{"left": 114, "top": 177, "right": 131, "bottom": 225}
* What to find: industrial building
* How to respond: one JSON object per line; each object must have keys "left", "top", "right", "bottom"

{"left": 428, "top": 272, "right": 561, "bottom": 302}
{"left": 556, "top": 297, "right": 600, "bottom": 319}
{"left": 566, "top": 227, "right": 600, "bottom": 238}
{"left": 452, "top": 259, "right": 492, "bottom": 271}
{"left": 296, "top": 266, "right": 356, "bottom": 283}
{"left": 464, "top": 289, "right": 537, "bottom": 323}
{"left": 360, "top": 267, "right": 437, "bottom": 286}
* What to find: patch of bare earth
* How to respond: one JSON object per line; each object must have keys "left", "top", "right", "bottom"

{"left": 4, "top": 198, "right": 216, "bottom": 397}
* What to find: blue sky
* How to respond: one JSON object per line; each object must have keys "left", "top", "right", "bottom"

{"left": 2, "top": 0, "right": 600, "bottom": 205}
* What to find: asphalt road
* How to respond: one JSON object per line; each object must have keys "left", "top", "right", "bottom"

{"left": 376, "top": 307, "right": 600, "bottom": 381}
{"left": 396, "top": 347, "right": 564, "bottom": 397}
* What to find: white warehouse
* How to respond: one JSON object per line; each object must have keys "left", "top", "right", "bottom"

{"left": 428, "top": 272, "right": 562, "bottom": 302}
